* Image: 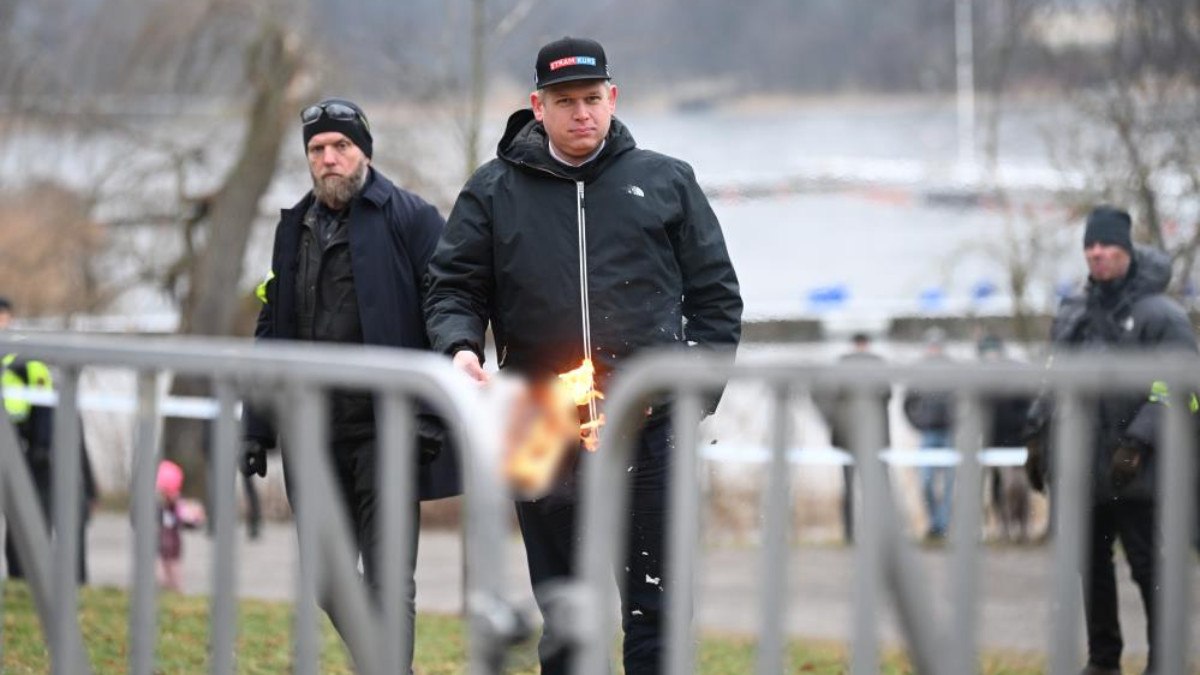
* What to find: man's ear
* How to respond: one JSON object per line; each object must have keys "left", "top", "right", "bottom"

{"left": 531, "top": 91, "right": 545, "bottom": 122}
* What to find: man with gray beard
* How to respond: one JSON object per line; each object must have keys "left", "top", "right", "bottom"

{"left": 242, "top": 98, "right": 460, "bottom": 670}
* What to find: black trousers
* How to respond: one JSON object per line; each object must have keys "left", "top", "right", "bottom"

{"left": 283, "top": 437, "right": 419, "bottom": 669}
{"left": 242, "top": 472, "right": 262, "bottom": 538}
{"left": 1083, "top": 500, "right": 1157, "bottom": 670}
{"left": 4, "top": 466, "right": 89, "bottom": 583}
{"left": 516, "top": 417, "right": 674, "bottom": 675}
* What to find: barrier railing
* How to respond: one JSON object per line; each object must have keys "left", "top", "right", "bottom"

{"left": 0, "top": 332, "right": 515, "bottom": 675}
{"left": 3, "top": 336, "right": 1196, "bottom": 673}
{"left": 570, "top": 350, "right": 1197, "bottom": 675}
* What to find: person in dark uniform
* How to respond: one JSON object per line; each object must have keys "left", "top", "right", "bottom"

{"left": 2, "top": 297, "right": 98, "bottom": 583}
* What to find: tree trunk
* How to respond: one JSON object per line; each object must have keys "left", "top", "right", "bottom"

{"left": 166, "top": 18, "right": 301, "bottom": 495}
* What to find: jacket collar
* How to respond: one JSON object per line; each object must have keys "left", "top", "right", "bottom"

{"left": 496, "top": 108, "right": 636, "bottom": 180}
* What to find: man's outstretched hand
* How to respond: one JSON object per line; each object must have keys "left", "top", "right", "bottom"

{"left": 453, "top": 350, "right": 490, "bottom": 385}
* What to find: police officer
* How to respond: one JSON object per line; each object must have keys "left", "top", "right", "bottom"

{"left": 1025, "top": 207, "right": 1197, "bottom": 675}
{"left": 2, "top": 297, "right": 97, "bottom": 583}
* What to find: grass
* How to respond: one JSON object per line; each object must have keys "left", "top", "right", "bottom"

{"left": 2, "top": 580, "right": 1054, "bottom": 673}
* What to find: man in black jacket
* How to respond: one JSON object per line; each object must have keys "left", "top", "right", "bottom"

{"left": 1025, "top": 206, "right": 1196, "bottom": 675}
{"left": 241, "top": 98, "right": 460, "bottom": 669}
{"left": 424, "top": 38, "right": 742, "bottom": 674}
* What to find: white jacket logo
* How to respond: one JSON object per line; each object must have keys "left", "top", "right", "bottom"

{"left": 625, "top": 185, "right": 645, "bottom": 198}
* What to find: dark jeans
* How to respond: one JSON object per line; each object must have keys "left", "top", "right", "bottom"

{"left": 283, "top": 437, "right": 419, "bottom": 669}
{"left": 1083, "top": 500, "right": 1157, "bottom": 671}
{"left": 516, "top": 417, "right": 674, "bottom": 675}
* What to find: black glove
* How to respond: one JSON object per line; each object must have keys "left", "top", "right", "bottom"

{"left": 1024, "top": 434, "right": 1046, "bottom": 494}
{"left": 1110, "top": 441, "right": 1146, "bottom": 491}
{"left": 416, "top": 414, "right": 448, "bottom": 466}
{"left": 241, "top": 440, "right": 267, "bottom": 478}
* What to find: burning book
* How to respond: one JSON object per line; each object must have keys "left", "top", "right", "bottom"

{"left": 504, "top": 358, "right": 605, "bottom": 498}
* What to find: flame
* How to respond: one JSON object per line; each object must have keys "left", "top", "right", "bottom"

{"left": 557, "top": 358, "right": 605, "bottom": 451}
{"left": 503, "top": 359, "right": 606, "bottom": 497}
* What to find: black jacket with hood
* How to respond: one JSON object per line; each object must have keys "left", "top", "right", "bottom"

{"left": 423, "top": 110, "right": 742, "bottom": 390}
{"left": 247, "top": 168, "right": 461, "bottom": 501}
{"left": 1031, "top": 245, "right": 1197, "bottom": 502}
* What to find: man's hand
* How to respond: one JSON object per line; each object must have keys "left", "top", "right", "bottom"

{"left": 1024, "top": 434, "right": 1046, "bottom": 494}
{"left": 241, "top": 440, "right": 267, "bottom": 478}
{"left": 453, "top": 350, "right": 490, "bottom": 385}
{"left": 1110, "top": 441, "right": 1145, "bottom": 491}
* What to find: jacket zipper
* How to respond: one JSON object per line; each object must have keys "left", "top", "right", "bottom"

{"left": 575, "top": 180, "right": 599, "bottom": 427}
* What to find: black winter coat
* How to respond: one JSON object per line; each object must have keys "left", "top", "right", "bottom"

{"left": 424, "top": 110, "right": 742, "bottom": 386}
{"left": 1033, "top": 246, "right": 1197, "bottom": 502}
{"left": 246, "top": 168, "right": 461, "bottom": 501}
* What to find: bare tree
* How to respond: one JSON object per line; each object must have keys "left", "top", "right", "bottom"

{"left": 1052, "top": 0, "right": 1200, "bottom": 295}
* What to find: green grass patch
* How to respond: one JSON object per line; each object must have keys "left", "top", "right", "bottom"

{"left": 2, "top": 580, "right": 1055, "bottom": 673}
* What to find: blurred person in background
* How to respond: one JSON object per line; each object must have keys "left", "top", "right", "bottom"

{"left": 241, "top": 98, "right": 459, "bottom": 671}
{"left": 1024, "top": 206, "right": 1196, "bottom": 675}
{"left": 976, "top": 334, "right": 1032, "bottom": 542}
{"left": 424, "top": 36, "right": 742, "bottom": 675}
{"left": 813, "top": 332, "right": 890, "bottom": 543}
{"left": 903, "top": 326, "right": 955, "bottom": 540}
{"left": 1, "top": 296, "right": 98, "bottom": 583}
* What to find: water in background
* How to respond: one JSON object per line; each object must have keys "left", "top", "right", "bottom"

{"left": 2, "top": 96, "right": 1085, "bottom": 326}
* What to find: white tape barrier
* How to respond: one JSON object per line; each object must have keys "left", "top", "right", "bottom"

{"left": 2, "top": 387, "right": 226, "bottom": 420}
{"left": 701, "top": 445, "right": 1028, "bottom": 467}
{"left": 4, "top": 387, "right": 1027, "bottom": 467}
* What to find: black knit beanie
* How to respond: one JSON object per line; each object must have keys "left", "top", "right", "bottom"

{"left": 301, "top": 98, "right": 373, "bottom": 158}
{"left": 1083, "top": 206, "right": 1132, "bottom": 253}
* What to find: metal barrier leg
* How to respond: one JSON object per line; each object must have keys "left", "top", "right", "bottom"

{"left": 754, "top": 386, "right": 793, "bottom": 675}
{"left": 50, "top": 367, "right": 83, "bottom": 675}
{"left": 574, "top": 391, "right": 645, "bottom": 675}
{"left": 288, "top": 386, "right": 326, "bottom": 675}
{"left": 129, "top": 371, "right": 162, "bottom": 675}
{"left": 1154, "top": 382, "right": 1195, "bottom": 675}
{"left": 664, "top": 392, "right": 703, "bottom": 675}
{"left": 285, "top": 384, "right": 384, "bottom": 675}
{"left": 849, "top": 389, "right": 885, "bottom": 675}
{"left": 949, "top": 394, "right": 984, "bottom": 674}
{"left": 208, "top": 381, "right": 239, "bottom": 675}
{"left": 378, "top": 392, "right": 415, "bottom": 675}
{"left": 458, "top": 385, "right": 512, "bottom": 675}
{"left": 1049, "top": 390, "right": 1091, "bottom": 675}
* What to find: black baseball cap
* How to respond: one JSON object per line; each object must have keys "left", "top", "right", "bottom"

{"left": 535, "top": 37, "right": 611, "bottom": 89}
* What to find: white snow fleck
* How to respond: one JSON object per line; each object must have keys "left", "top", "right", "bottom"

{"left": 631, "top": 610, "right": 643, "bottom": 616}
{"left": 645, "top": 575, "right": 661, "bottom": 585}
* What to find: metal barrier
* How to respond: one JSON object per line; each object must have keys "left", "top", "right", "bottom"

{"left": 572, "top": 350, "right": 1197, "bottom": 675}
{"left": 3, "top": 335, "right": 1197, "bottom": 674}
{"left": 0, "top": 332, "right": 515, "bottom": 675}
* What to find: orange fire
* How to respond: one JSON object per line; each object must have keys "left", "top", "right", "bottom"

{"left": 503, "top": 359, "right": 605, "bottom": 498}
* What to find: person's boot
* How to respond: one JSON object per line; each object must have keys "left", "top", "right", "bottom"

{"left": 1079, "top": 664, "right": 1120, "bottom": 675}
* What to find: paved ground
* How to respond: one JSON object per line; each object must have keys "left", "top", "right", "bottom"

{"left": 85, "top": 512, "right": 1200, "bottom": 662}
